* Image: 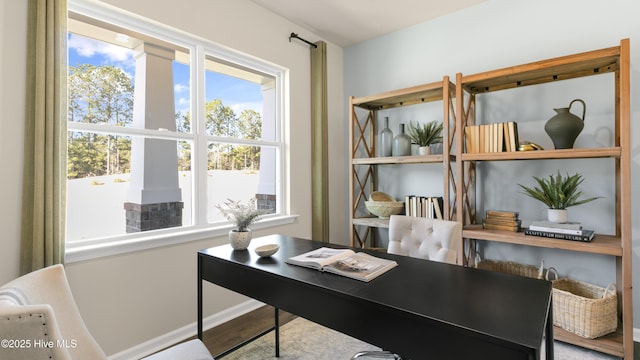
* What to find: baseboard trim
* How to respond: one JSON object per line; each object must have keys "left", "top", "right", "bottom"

{"left": 107, "top": 299, "right": 265, "bottom": 360}
{"left": 634, "top": 327, "right": 640, "bottom": 343}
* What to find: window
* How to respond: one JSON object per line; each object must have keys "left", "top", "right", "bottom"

{"left": 65, "top": 2, "right": 289, "bottom": 258}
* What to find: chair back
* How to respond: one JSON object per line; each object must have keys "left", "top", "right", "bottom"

{"left": 0, "top": 264, "right": 107, "bottom": 359}
{"left": 387, "top": 215, "right": 462, "bottom": 264}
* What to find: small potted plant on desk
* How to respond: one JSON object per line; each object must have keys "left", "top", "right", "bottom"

{"left": 518, "top": 171, "right": 601, "bottom": 223}
{"left": 216, "top": 198, "right": 266, "bottom": 250}
{"left": 407, "top": 120, "right": 443, "bottom": 155}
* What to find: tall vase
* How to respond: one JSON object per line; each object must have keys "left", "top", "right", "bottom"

{"left": 392, "top": 123, "right": 412, "bottom": 156}
{"left": 380, "top": 116, "right": 393, "bottom": 157}
{"left": 544, "top": 99, "right": 585, "bottom": 149}
{"left": 229, "top": 229, "right": 252, "bottom": 250}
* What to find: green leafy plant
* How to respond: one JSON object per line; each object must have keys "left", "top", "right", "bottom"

{"left": 215, "top": 198, "right": 266, "bottom": 231}
{"left": 407, "top": 120, "right": 443, "bottom": 147}
{"left": 518, "top": 171, "right": 601, "bottom": 209}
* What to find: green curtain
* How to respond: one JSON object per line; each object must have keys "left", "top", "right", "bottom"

{"left": 310, "top": 41, "right": 329, "bottom": 242}
{"left": 20, "top": 0, "right": 68, "bottom": 274}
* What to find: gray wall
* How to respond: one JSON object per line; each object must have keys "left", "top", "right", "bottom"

{"left": 344, "top": 0, "right": 640, "bottom": 329}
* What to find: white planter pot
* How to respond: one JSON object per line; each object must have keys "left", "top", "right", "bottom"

{"left": 547, "top": 209, "right": 568, "bottom": 223}
{"left": 229, "top": 229, "right": 252, "bottom": 250}
{"left": 418, "top": 146, "right": 431, "bottom": 156}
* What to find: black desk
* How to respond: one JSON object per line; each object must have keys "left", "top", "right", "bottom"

{"left": 198, "top": 234, "right": 553, "bottom": 359}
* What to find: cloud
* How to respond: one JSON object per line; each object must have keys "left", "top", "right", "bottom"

{"left": 174, "top": 83, "right": 189, "bottom": 93}
{"left": 69, "top": 34, "right": 133, "bottom": 64}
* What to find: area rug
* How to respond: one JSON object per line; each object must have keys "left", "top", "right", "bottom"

{"left": 222, "top": 317, "right": 619, "bottom": 360}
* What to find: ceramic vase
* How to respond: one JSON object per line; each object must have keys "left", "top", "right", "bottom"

{"left": 392, "top": 123, "right": 412, "bottom": 156}
{"left": 380, "top": 117, "right": 393, "bottom": 157}
{"left": 547, "top": 209, "right": 568, "bottom": 224}
{"left": 229, "top": 229, "right": 252, "bottom": 250}
{"left": 544, "top": 99, "right": 585, "bottom": 149}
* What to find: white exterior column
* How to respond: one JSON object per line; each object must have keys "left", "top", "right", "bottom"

{"left": 256, "top": 81, "right": 276, "bottom": 212}
{"left": 125, "top": 43, "right": 182, "bottom": 232}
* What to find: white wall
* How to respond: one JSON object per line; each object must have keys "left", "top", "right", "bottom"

{"left": 0, "top": 0, "right": 345, "bottom": 356}
{"left": 344, "top": 0, "right": 640, "bottom": 328}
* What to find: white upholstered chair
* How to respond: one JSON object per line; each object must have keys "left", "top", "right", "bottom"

{"left": 352, "top": 215, "right": 462, "bottom": 360}
{"left": 387, "top": 215, "right": 462, "bottom": 264}
{"left": 0, "top": 264, "right": 213, "bottom": 360}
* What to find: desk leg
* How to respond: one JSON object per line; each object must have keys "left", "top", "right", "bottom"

{"left": 545, "top": 302, "right": 554, "bottom": 360}
{"left": 275, "top": 307, "right": 280, "bottom": 357}
{"left": 198, "top": 255, "right": 203, "bottom": 341}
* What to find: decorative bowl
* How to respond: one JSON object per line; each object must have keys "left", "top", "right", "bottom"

{"left": 365, "top": 192, "right": 404, "bottom": 219}
{"left": 255, "top": 244, "right": 279, "bottom": 257}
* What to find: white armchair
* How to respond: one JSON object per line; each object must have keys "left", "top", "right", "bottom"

{"left": 0, "top": 264, "right": 213, "bottom": 360}
{"left": 387, "top": 215, "right": 462, "bottom": 264}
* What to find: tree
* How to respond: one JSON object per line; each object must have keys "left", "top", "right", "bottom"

{"left": 68, "top": 65, "right": 134, "bottom": 178}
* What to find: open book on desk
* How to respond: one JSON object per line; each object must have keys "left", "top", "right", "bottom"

{"left": 285, "top": 247, "right": 398, "bottom": 282}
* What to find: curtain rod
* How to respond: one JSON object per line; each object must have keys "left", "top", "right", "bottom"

{"left": 289, "top": 32, "right": 318, "bottom": 48}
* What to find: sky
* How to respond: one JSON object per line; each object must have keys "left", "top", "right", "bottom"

{"left": 67, "top": 33, "right": 263, "bottom": 116}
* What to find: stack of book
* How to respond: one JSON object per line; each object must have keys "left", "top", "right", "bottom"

{"left": 482, "top": 210, "right": 521, "bottom": 232}
{"left": 404, "top": 195, "right": 444, "bottom": 220}
{"left": 464, "top": 121, "right": 519, "bottom": 154}
{"left": 524, "top": 221, "right": 595, "bottom": 242}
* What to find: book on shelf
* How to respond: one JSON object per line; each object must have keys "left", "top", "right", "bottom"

{"left": 485, "top": 210, "right": 519, "bottom": 219}
{"left": 482, "top": 209, "right": 521, "bottom": 232}
{"left": 464, "top": 121, "right": 519, "bottom": 154}
{"left": 404, "top": 195, "right": 444, "bottom": 219}
{"left": 482, "top": 220, "right": 521, "bottom": 232}
{"left": 524, "top": 228, "right": 595, "bottom": 242}
{"left": 528, "top": 221, "right": 583, "bottom": 235}
{"left": 285, "top": 247, "right": 398, "bottom": 282}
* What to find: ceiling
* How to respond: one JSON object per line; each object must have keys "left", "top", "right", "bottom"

{"left": 250, "top": 0, "right": 488, "bottom": 47}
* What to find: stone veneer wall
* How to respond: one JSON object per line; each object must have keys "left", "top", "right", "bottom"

{"left": 124, "top": 202, "right": 184, "bottom": 232}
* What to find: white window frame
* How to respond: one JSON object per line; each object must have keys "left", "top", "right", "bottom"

{"left": 65, "top": 0, "right": 295, "bottom": 263}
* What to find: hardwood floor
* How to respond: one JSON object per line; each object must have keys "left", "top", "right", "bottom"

{"left": 198, "top": 305, "right": 296, "bottom": 357}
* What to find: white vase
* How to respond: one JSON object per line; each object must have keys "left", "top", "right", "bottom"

{"left": 418, "top": 146, "right": 431, "bottom": 156}
{"left": 547, "top": 209, "right": 568, "bottom": 223}
{"left": 229, "top": 229, "right": 252, "bottom": 250}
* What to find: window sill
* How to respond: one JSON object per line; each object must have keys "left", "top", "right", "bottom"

{"left": 65, "top": 215, "right": 299, "bottom": 263}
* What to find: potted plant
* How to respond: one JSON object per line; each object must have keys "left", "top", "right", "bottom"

{"left": 406, "top": 120, "right": 443, "bottom": 155}
{"left": 215, "top": 198, "right": 266, "bottom": 250}
{"left": 518, "top": 171, "right": 601, "bottom": 223}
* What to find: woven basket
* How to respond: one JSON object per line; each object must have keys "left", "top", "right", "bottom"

{"left": 552, "top": 279, "right": 618, "bottom": 339}
{"left": 476, "top": 260, "right": 550, "bottom": 280}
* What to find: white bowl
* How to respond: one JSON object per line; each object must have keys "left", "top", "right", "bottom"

{"left": 255, "top": 244, "right": 279, "bottom": 257}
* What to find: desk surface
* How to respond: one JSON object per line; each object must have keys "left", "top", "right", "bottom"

{"left": 199, "top": 234, "right": 552, "bottom": 359}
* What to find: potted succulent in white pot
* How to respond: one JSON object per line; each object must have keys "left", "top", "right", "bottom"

{"left": 216, "top": 198, "right": 266, "bottom": 250}
{"left": 518, "top": 171, "right": 601, "bottom": 223}
{"left": 407, "top": 120, "right": 443, "bottom": 155}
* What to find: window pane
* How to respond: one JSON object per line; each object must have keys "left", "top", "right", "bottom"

{"left": 204, "top": 56, "right": 276, "bottom": 141}
{"left": 68, "top": 34, "right": 135, "bottom": 127}
{"left": 207, "top": 143, "right": 276, "bottom": 223}
{"left": 67, "top": 133, "right": 192, "bottom": 241}
{"left": 69, "top": 32, "right": 191, "bottom": 133}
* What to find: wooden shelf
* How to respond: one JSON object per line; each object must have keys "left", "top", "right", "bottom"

{"left": 457, "top": 39, "right": 632, "bottom": 358}
{"left": 352, "top": 217, "right": 390, "bottom": 228}
{"left": 554, "top": 326, "right": 624, "bottom": 358}
{"left": 352, "top": 81, "right": 454, "bottom": 110}
{"left": 352, "top": 154, "right": 454, "bottom": 165}
{"left": 349, "top": 76, "right": 456, "bottom": 250}
{"left": 460, "top": 44, "right": 621, "bottom": 94}
{"left": 463, "top": 225, "right": 622, "bottom": 256}
{"left": 461, "top": 147, "right": 620, "bottom": 161}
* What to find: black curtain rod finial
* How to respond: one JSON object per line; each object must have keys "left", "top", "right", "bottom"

{"left": 289, "top": 32, "right": 318, "bottom": 48}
